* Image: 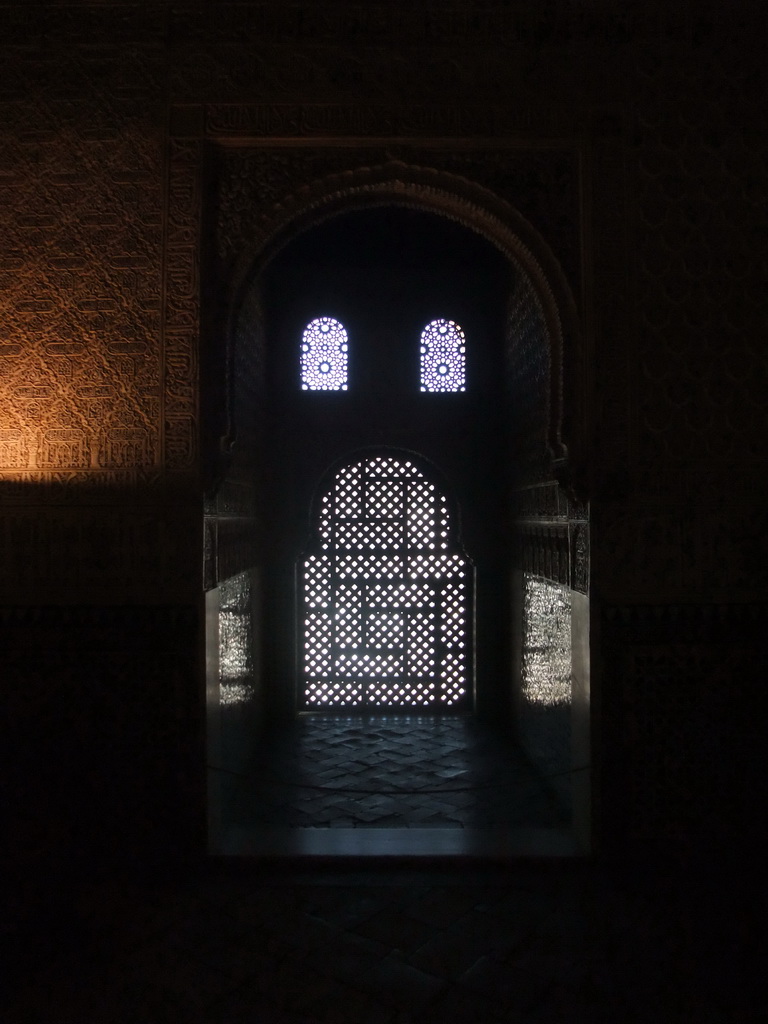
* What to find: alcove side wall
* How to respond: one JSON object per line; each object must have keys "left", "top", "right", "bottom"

{"left": 204, "top": 282, "right": 269, "bottom": 825}
{"left": 510, "top": 482, "right": 590, "bottom": 848}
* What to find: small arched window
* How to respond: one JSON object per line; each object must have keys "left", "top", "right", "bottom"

{"left": 301, "top": 316, "right": 348, "bottom": 390}
{"left": 420, "top": 319, "right": 466, "bottom": 392}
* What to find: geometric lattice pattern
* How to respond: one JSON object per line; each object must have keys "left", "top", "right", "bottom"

{"left": 419, "top": 319, "right": 466, "bottom": 392}
{"left": 522, "top": 575, "right": 571, "bottom": 707}
{"left": 301, "top": 454, "right": 472, "bottom": 709}
{"left": 520, "top": 574, "right": 572, "bottom": 806}
{"left": 301, "top": 316, "right": 349, "bottom": 390}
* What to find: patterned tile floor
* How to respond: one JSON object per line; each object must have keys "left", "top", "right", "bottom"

{"left": 221, "top": 715, "right": 568, "bottom": 831}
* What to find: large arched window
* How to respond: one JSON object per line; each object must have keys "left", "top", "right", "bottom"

{"left": 420, "top": 318, "right": 466, "bottom": 392}
{"left": 301, "top": 316, "right": 348, "bottom": 390}
{"left": 301, "top": 452, "right": 472, "bottom": 710}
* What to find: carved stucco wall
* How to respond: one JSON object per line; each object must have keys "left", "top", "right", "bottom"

{"left": 203, "top": 281, "right": 265, "bottom": 589}
{"left": 595, "top": 24, "right": 768, "bottom": 607}
{"left": 1, "top": 1, "right": 766, "bottom": 867}
{"left": 0, "top": 4, "right": 198, "bottom": 606}
{"left": 505, "top": 272, "right": 552, "bottom": 473}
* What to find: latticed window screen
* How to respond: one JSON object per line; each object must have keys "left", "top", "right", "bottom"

{"left": 301, "top": 454, "right": 472, "bottom": 709}
{"left": 301, "top": 316, "right": 348, "bottom": 390}
{"left": 420, "top": 319, "right": 466, "bottom": 392}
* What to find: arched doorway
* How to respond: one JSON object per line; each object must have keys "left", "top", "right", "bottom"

{"left": 205, "top": 165, "right": 590, "bottom": 854}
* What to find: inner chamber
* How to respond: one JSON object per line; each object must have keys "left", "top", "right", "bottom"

{"left": 262, "top": 207, "right": 510, "bottom": 722}
{"left": 206, "top": 204, "right": 586, "bottom": 855}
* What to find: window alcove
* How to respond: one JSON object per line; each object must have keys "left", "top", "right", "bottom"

{"left": 206, "top": 196, "right": 589, "bottom": 858}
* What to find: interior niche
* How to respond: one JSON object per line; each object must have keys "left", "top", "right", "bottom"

{"left": 203, "top": 159, "right": 590, "bottom": 856}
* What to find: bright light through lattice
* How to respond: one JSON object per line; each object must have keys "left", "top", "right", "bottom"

{"left": 301, "top": 316, "right": 348, "bottom": 390}
{"left": 301, "top": 455, "right": 471, "bottom": 709}
{"left": 420, "top": 319, "right": 466, "bottom": 392}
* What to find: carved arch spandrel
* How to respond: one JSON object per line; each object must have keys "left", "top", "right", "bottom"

{"left": 223, "top": 160, "right": 584, "bottom": 487}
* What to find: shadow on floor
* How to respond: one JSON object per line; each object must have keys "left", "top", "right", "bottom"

{"left": 211, "top": 714, "right": 578, "bottom": 857}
